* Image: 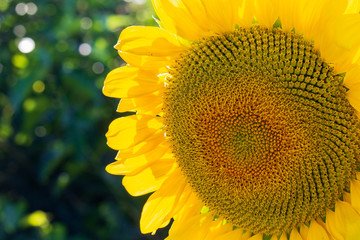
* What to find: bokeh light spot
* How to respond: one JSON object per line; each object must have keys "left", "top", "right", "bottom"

{"left": 95, "top": 37, "right": 107, "bottom": 51}
{"left": 14, "top": 133, "right": 28, "bottom": 145}
{"left": 18, "top": 37, "right": 35, "bottom": 53}
{"left": 106, "top": 15, "right": 132, "bottom": 31}
{"left": 13, "top": 25, "right": 26, "bottom": 37}
{"left": 33, "top": 81, "right": 45, "bottom": 93}
{"left": 12, "top": 54, "right": 28, "bottom": 68}
{"left": 15, "top": 2, "right": 37, "bottom": 15}
{"left": 124, "top": 0, "right": 146, "bottom": 4}
{"left": 58, "top": 173, "right": 70, "bottom": 188}
{"left": 15, "top": 3, "right": 27, "bottom": 15}
{"left": 23, "top": 98, "right": 37, "bottom": 112}
{"left": 78, "top": 43, "right": 92, "bottom": 56}
{"left": 34, "top": 126, "right": 47, "bottom": 137}
{"left": 26, "top": 211, "right": 49, "bottom": 228}
{"left": 0, "top": 0, "right": 9, "bottom": 12}
{"left": 26, "top": 2, "right": 38, "bottom": 15}
{"left": 0, "top": 124, "right": 13, "bottom": 139}
{"left": 80, "top": 17, "right": 93, "bottom": 30}
{"left": 3, "top": 104, "right": 14, "bottom": 117}
{"left": 92, "top": 62, "right": 104, "bottom": 74}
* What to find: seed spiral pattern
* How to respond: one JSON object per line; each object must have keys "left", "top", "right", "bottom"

{"left": 163, "top": 26, "right": 360, "bottom": 234}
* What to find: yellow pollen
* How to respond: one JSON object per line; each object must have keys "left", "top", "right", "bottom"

{"left": 163, "top": 26, "right": 360, "bottom": 234}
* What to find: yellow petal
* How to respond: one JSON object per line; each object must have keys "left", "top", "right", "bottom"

{"left": 204, "top": 222, "right": 233, "bottom": 240}
{"left": 283, "top": 0, "right": 346, "bottom": 33}
{"left": 326, "top": 209, "right": 344, "bottom": 240}
{"left": 270, "top": 235, "right": 278, "bottom": 240}
{"left": 278, "top": 0, "right": 347, "bottom": 33}
{"left": 269, "top": 234, "right": 288, "bottom": 240}
{"left": 307, "top": 220, "right": 330, "bottom": 240}
{"left": 115, "top": 140, "right": 169, "bottom": 161}
{"left": 345, "top": 65, "right": 360, "bottom": 86}
{"left": 114, "top": 133, "right": 166, "bottom": 161}
{"left": 253, "top": 0, "right": 280, "bottom": 27}
{"left": 103, "top": 66, "right": 162, "bottom": 98}
{"left": 248, "top": 233, "right": 263, "bottom": 240}
{"left": 300, "top": 224, "right": 309, "bottom": 240}
{"left": 106, "top": 144, "right": 170, "bottom": 175}
{"left": 108, "top": 156, "right": 174, "bottom": 178}
{"left": 353, "top": 46, "right": 360, "bottom": 64}
{"left": 117, "top": 91, "right": 163, "bottom": 114}
{"left": 201, "top": 0, "right": 252, "bottom": 32}
{"left": 343, "top": 191, "right": 352, "bottom": 204}
{"left": 152, "top": 0, "right": 207, "bottom": 41}
{"left": 106, "top": 115, "right": 163, "bottom": 150}
{"left": 275, "top": 0, "right": 348, "bottom": 63}
{"left": 279, "top": 232, "right": 288, "bottom": 240}
{"left": 241, "top": 232, "right": 253, "bottom": 240}
{"left": 169, "top": 194, "right": 204, "bottom": 231}
{"left": 290, "top": 228, "right": 303, "bottom": 240}
{"left": 116, "top": 26, "right": 184, "bottom": 56}
{"left": 116, "top": 26, "right": 185, "bottom": 67}
{"left": 316, "top": 218, "right": 328, "bottom": 234}
{"left": 347, "top": 81, "right": 360, "bottom": 113}
{"left": 336, "top": 15, "right": 360, "bottom": 49}
{"left": 215, "top": 228, "right": 251, "bottom": 240}
{"left": 140, "top": 168, "right": 187, "bottom": 233}
{"left": 122, "top": 160, "right": 176, "bottom": 196}
{"left": 152, "top": 0, "right": 253, "bottom": 39}
{"left": 329, "top": 201, "right": 360, "bottom": 239}
{"left": 351, "top": 178, "right": 360, "bottom": 213}
{"left": 163, "top": 184, "right": 198, "bottom": 224}
{"left": 166, "top": 212, "right": 213, "bottom": 240}
{"left": 152, "top": 187, "right": 200, "bottom": 235}
{"left": 345, "top": 0, "right": 360, "bottom": 14}
{"left": 316, "top": 9, "right": 360, "bottom": 67}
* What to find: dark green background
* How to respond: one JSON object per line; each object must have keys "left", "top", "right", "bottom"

{"left": 0, "top": 0, "right": 169, "bottom": 239}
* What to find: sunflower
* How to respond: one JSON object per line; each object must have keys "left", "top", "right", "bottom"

{"left": 103, "top": 0, "right": 360, "bottom": 239}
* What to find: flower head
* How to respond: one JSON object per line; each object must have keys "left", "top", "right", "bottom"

{"left": 104, "top": 0, "right": 360, "bottom": 239}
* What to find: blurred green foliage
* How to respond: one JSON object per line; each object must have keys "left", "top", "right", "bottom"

{"left": 0, "top": 0, "right": 169, "bottom": 239}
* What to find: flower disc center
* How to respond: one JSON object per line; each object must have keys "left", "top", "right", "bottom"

{"left": 163, "top": 27, "right": 360, "bottom": 234}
